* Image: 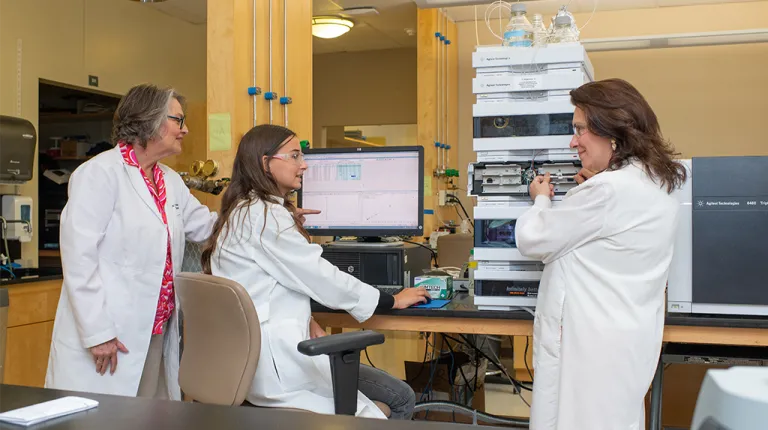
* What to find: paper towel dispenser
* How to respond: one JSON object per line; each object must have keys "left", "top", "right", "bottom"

{"left": 0, "top": 115, "right": 37, "bottom": 183}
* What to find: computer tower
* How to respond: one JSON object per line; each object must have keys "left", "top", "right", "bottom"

{"left": 321, "top": 243, "right": 432, "bottom": 289}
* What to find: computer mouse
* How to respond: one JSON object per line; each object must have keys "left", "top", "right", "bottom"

{"left": 424, "top": 295, "right": 432, "bottom": 304}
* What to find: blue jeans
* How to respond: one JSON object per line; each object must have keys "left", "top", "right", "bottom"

{"left": 358, "top": 364, "right": 415, "bottom": 420}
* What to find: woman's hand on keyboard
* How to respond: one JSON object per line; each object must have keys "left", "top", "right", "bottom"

{"left": 392, "top": 287, "right": 430, "bottom": 309}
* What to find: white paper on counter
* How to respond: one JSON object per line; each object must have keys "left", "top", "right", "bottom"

{"left": 0, "top": 396, "right": 98, "bottom": 426}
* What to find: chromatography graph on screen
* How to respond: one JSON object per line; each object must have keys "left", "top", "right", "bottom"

{"left": 301, "top": 152, "right": 420, "bottom": 230}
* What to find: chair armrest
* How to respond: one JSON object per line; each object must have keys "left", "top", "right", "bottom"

{"left": 299, "top": 331, "right": 385, "bottom": 415}
{"left": 298, "top": 331, "right": 384, "bottom": 357}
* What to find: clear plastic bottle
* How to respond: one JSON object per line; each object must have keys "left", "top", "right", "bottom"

{"left": 552, "top": 15, "right": 579, "bottom": 43}
{"left": 531, "top": 13, "right": 548, "bottom": 47}
{"left": 468, "top": 249, "right": 477, "bottom": 296}
{"left": 502, "top": 3, "right": 533, "bottom": 47}
{"left": 549, "top": 6, "right": 580, "bottom": 40}
{"left": 460, "top": 218, "right": 471, "bottom": 234}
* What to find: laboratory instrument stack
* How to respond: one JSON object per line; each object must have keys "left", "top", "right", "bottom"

{"left": 469, "top": 41, "right": 594, "bottom": 311}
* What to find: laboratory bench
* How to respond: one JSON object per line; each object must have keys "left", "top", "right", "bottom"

{"left": 3, "top": 280, "right": 766, "bottom": 428}
{"left": 312, "top": 293, "right": 768, "bottom": 429}
{"left": 311, "top": 293, "right": 768, "bottom": 337}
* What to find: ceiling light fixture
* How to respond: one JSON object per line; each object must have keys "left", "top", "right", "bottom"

{"left": 130, "top": 0, "right": 168, "bottom": 3}
{"left": 312, "top": 16, "right": 354, "bottom": 39}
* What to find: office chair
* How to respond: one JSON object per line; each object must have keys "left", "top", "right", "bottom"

{"left": 174, "top": 272, "right": 385, "bottom": 416}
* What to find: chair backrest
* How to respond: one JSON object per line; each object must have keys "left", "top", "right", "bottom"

{"left": 437, "top": 233, "right": 474, "bottom": 269}
{"left": 175, "top": 272, "right": 260, "bottom": 406}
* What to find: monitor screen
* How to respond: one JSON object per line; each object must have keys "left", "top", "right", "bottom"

{"left": 298, "top": 146, "right": 424, "bottom": 237}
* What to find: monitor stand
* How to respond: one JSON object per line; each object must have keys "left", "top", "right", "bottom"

{"left": 326, "top": 237, "right": 404, "bottom": 248}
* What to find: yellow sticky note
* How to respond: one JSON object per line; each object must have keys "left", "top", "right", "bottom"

{"left": 208, "top": 113, "right": 232, "bottom": 151}
{"left": 424, "top": 175, "right": 433, "bottom": 197}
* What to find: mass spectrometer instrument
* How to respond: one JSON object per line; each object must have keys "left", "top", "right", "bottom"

{"left": 667, "top": 156, "right": 768, "bottom": 317}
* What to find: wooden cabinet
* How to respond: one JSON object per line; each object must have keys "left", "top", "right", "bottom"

{"left": 6, "top": 281, "right": 61, "bottom": 328}
{"left": 4, "top": 321, "right": 55, "bottom": 386}
{"left": 2, "top": 279, "right": 62, "bottom": 387}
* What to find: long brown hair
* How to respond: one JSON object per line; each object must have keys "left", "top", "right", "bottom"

{"left": 570, "top": 78, "right": 687, "bottom": 193}
{"left": 201, "top": 124, "right": 310, "bottom": 274}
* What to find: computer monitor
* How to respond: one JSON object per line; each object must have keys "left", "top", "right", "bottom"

{"left": 297, "top": 146, "right": 424, "bottom": 239}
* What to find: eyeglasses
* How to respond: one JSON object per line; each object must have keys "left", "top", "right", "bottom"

{"left": 167, "top": 115, "right": 186, "bottom": 129}
{"left": 271, "top": 152, "right": 304, "bottom": 165}
{"left": 573, "top": 125, "right": 589, "bottom": 137}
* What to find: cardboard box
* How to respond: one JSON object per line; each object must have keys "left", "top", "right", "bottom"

{"left": 60, "top": 140, "right": 91, "bottom": 158}
{"left": 415, "top": 275, "right": 453, "bottom": 299}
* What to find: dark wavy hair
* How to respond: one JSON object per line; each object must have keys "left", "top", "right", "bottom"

{"left": 570, "top": 78, "right": 687, "bottom": 193}
{"left": 201, "top": 124, "right": 309, "bottom": 275}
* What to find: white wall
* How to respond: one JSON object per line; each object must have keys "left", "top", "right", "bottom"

{"left": 0, "top": 0, "right": 206, "bottom": 265}
{"left": 313, "top": 48, "right": 417, "bottom": 146}
{"left": 456, "top": 1, "right": 768, "bottom": 216}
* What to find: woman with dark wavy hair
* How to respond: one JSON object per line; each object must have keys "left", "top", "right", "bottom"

{"left": 515, "top": 78, "right": 687, "bottom": 430}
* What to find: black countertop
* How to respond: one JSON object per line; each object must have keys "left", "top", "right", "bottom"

{"left": 311, "top": 293, "right": 768, "bottom": 329}
{"left": 665, "top": 313, "right": 768, "bottom": 329}
{"left": 313, "top": 293, "right": 531, "bottom": 320}
{"left": 0, "top": 268, "right": 63, "bottom": 287}
{"left": 0, "top": 385, "right": 472, "bottom": 430}
{"left": 2, "top": 271, "right": 765, "bottom": 329}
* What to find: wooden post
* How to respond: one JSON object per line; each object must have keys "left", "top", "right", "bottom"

{"left": 206, "top": 0, "right": 313, "bottom": 210}
{"left": 417, "top": 9, "right": 460, "bottom": 235}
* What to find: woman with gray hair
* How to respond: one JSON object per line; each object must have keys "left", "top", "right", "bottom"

{"left": 45, "top": 83, "right": 217, "bottom": 400}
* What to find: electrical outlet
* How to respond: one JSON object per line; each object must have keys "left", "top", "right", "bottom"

{"left": 454, "top": 278, "right": 470, "bottom": 292}
{"left": 444, "top": 192, "right": 458, "bottom": 206}
{"left": 438, "top": 190, "right": 447, "bottom": 206}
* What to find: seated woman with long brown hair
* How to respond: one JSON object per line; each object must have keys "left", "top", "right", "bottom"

{"left": 200, "top": 124, "right": 430, "bottom": 419}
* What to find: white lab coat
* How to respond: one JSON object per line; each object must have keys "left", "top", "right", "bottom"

{"left": 45, "top": 145, "right": 216, "bottom": 399}
{"left": 209, "top": 196, "right": 386, "bottom": 419}
{"left": 515, "top": 161, "right": 678, "bottom": 430}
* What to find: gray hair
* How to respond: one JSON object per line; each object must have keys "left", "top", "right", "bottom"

{"left": 111, "top": 83, "right": 187, "bottom": 148}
